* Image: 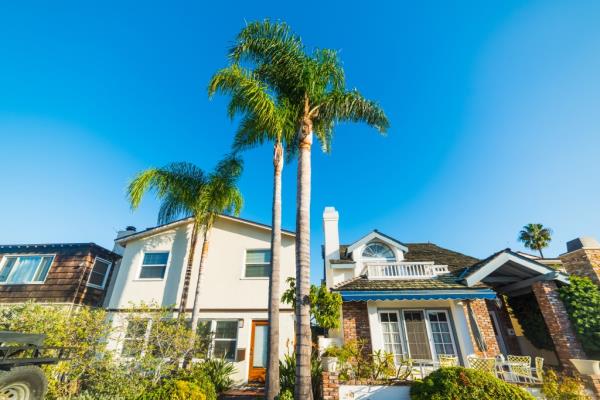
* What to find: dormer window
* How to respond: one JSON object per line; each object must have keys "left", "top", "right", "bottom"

{"left": 362, "top": 242, "right": 396, "bottom": 261}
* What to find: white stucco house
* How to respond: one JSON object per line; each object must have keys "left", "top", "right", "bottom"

{"left": 104, "top": 214, "right": 296, "bottom": 384}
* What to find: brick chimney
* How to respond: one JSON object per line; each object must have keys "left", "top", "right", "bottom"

{"left": 559, "top": 236, "right": 600, "bottom": 286}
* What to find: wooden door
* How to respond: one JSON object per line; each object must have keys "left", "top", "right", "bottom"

{"left": 248, "top": 320, "right": 268, "bottom": 382}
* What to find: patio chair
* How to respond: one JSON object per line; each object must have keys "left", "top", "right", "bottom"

{"left": 438, "top": 354, "right": 459, "bottom": 367}
{"left": 467, "top": 356, "right": 497, "bottom": 376}
{"left": 530, "top": 357, "right": 544, "bottom": 383}
{"left": 507, "top": 355, "right": 533, "bottom": 383}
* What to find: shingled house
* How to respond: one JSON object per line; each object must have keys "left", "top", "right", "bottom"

{"left": 0, "top": 243, "right": 121, "bottom": 307}
{"left": 322, "top": 207, "right": 588, "bottom": 371}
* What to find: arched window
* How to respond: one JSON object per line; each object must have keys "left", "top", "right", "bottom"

{"left": 362, "top": 242, "right": 396, "bottom": 261}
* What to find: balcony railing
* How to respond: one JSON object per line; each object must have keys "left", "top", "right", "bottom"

{"left": 365, "top": 262, "right": 450, "bottom": 280}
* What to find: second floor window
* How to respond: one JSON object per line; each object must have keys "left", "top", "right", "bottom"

{"left": 87, "top": 257, "right": 112, "bottom": 289}
{"left": 244, "top": 249, "right": 271, "bottom": 278}
{"left": 0, "top": 255, "right": 54, "bottom": 284}
{"left": 139, "top": 252, "right": 169, "bottom": 279}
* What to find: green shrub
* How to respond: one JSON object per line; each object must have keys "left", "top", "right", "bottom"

{"left": 278, "top": 351, "right": 322, "bottom": 400}
{"left": 541, "top": 369, "right": 590, "bottom": 400}
{"left": 410, "top": 367, "right": 536, "bottom": 400}
{"left": 194, "top": 358, "right": 236, "bottom": 393}
{"left": 559, "top": 275, "right": 600, "bottom": 358}
{"left": 140, "top": 380, "right": 206, "bottom": 400}
{"left": 276, "top": 389, "right": 294, "bottom": 400}
{"left": 172, "top": 367, "right": 217, "bottom": 400}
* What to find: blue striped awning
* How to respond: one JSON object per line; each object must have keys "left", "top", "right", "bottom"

{"left": 340, "top": 289, "right": 496, "bottom": 302}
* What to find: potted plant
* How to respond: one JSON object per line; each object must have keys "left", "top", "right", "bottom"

{"left": 321, "top": 346, "right": 341, "bottom": 372}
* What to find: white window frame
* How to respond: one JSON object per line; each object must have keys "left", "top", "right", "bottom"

{"left": 120, "top": 318, "right": 152, "bottom": 359}
{"left": 0, "top": 254, "right": 55, "bottom": 285}
{"left": 378, "top": 310, "right": 406, "bottom": 362}
{"left": 86, "top": 257, "right": 112, "bottom": 290}
{"left": 137, "top": 251, "right": 170, "bottom": 280}
{"left": 378, "top": 308, "right": 458, "bottom": 363}
{"left": 241, "top": 248, "right": 271, "bottom": 280}
{"left": 192, "top": 319, "right": 239, "bottom": 362}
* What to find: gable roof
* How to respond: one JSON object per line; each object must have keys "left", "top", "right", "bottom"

{"left": 0, "top": 242, "right": 121, "bottom": 260}
{"left": 346, "top": 230, "right": 408, "bottom": 253}
{"left": 460, "top": 248, "right": 569, "bottom": 288}
{"left": 116, "top": 214, "right": 295, "bottom": 244}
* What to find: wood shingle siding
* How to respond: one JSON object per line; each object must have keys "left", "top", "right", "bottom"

{"left": 0, "top": 243, "right": 120, "bottom": 307}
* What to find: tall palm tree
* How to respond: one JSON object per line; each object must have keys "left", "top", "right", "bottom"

{"left": 519, "top": 223, "right": 552, "bottom": 258}
{"left": 208, "top": 65, "right": 295, "bottom": 399}
{"left": 127, "top": 155, "right": 243, "bottom": 345}
{"left": 230, "top": 20, "right": 390, "bottom": 398}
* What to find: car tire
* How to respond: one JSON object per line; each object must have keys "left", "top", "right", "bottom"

{"left": 0, "top": 366, "right": 48, "bottom": 400}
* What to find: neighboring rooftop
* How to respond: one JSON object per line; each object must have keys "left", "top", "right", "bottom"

{"left": 0, "top": 242, "right": 120, "bottom": 258}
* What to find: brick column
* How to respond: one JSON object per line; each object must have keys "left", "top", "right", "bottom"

{"left": 322, "top": 371, "right": 339, "bottom": 400}
{"left": 531, "top": 281, "right": 586, "bottom": 367}
{"left": 560, "top": 248, "right": 600, "bottom": 287}
{"left": 464, "top": 299, "right": 500, "bottom": 357}
{"left": 342, "top": 302, "right": 372, "bottom": 354}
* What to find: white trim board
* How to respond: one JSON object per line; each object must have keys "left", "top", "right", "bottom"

{"left": 346, "top": 231, "right": 408, "bottom": 254}
{"left": 464, "top": 251, "right": 569, "bottom": 287}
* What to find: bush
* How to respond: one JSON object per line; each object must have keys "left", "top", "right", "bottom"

{"left": 194, "top": 358, "right": 236, "bottom": 393}
{"left": 410, "top": 367, "right": 536, "bottom": 400}
{"left": 541, "top": 369, "right": 590, "bottom": 400}
{"left": 559, "top": 275, "right": 600, "bottom": 358}
{"left": 172, "top": 366, "right": 217, "bottom": 400}
{"left": 278, "top": 350, "right": 322, "bottom": 400}
{"left": 140, "top": 380, "right": 207, "bottom": 400}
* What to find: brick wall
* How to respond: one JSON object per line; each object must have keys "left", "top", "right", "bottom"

{"left": 464, "top": 299, "right": 500, "bottom": 357}
{"left": 322, "top": 371, "right": 339, "bottom": 400}
{"left": 560, "top": 248, "right": 600, "bottom": 286}
{"left": 531, "top": 280, "right": 586, "bottom": 367}
{"left": 342, "top": 302, "right": 372, "bottom": 354}
{"left": 486, "top": 297, "right": 521, "bottom": 355}
{"left": 583, "top": 374, "right": 600, "bottom": 397}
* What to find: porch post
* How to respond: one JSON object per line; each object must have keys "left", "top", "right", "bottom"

{"left": 531, "top": 281, "right": 586, "bottom": 368}
{"left": 464, "top": 299, "right": 501, "bottom": 357}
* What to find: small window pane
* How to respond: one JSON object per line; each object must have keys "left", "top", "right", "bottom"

{"left": 88, "top": 258, "right": 110, "bottom": 287}
{"left": 139, "top": 265, "right": 166, "bottom": 279}
{"left": 215, "top": 321, "right": 237, "bottom": 339}
{"left": 143, "top": 252, "right": 169, "bottom": 265}
{"left": 0, "top": 257, "right": 16, "bottom": 282}
{"left": 33, "top": 256, "right": 53, "bottom": 282}
{"left": 245, "top": 265, "right": 269, "bottom": 278}
{"left": 213, "top": 340, "right": 236, "bottom": 360}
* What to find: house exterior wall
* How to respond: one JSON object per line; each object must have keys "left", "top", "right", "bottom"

{"left": 105, "top": 216, "right": 297, "bottom": 384}
{"left": 560, "top": 248, "right": 600, "bottom": 286}
{"left": 343, "top": 299, "right": 477, "bottom": 365}
{"left": 0, "top": 243, "right": 120, "bottom": 307}
{"left": 106, "top": 309, "right": 295, "bottom": 384}
{"left": 107, "top": 217, "right": 295, "bottom": 310}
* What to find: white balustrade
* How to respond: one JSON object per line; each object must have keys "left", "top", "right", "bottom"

{"left": 365, "top": 262, "right": 450, "bottom": 280}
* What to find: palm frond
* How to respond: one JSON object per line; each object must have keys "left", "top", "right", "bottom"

{"left": 317, "top": 89, "right": 390, "bottom": 133}
{"left": 127, "top": 163, "right": 207, "bottom": 225}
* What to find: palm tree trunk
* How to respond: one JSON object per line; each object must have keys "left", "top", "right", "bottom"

{"left": 539, "top": 248, "right": 544, "bottom": 258}
{"left": 266, "top": 141, "right": 283, "bottom": 400}
{"left": 295, "top": 119, "right": 313, "bottom": 400}
{"left": 183, "top": 228, "right": 210, "bottom": 368}
{"left": 179, "top": 221, "right": 199, "bottom": 315}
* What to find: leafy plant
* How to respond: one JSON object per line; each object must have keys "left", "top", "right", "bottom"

{"left": 410, "top": 367, "right": 536, "bottom": 400}
{"left": 371, "top": 350, "right": 396, "bottom": 381}
{"left": 281, "top": 277, "right": 342, "bottom": 329}
{"left": 506, "top": 293, "right": 555, "bottom": 350}
{"left": 140, "top": 380, "right": 207, "bottom": 400}
{"left": 541, "top": 369, "right": 590, "bottom": 400}
{"left": 278, "top": 350, "right": 322, "bottom": 400}
{"left": 559, "top": 275, "right": 600, "bottom": 358}
{"left": 195, "top": 358, "right": 236, "bottom": 394}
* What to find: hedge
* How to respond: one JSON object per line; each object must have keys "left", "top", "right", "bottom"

{"left": 410, "top": 367, "right": 535, "bottom": 400}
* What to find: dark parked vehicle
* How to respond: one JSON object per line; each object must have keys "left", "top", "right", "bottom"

{"left": 0, "top": 332, "right": 70, "bottom": 400}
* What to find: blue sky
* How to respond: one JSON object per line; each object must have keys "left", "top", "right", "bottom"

{"left": 1, "top": 1, "right": 600, "bottom": 282}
